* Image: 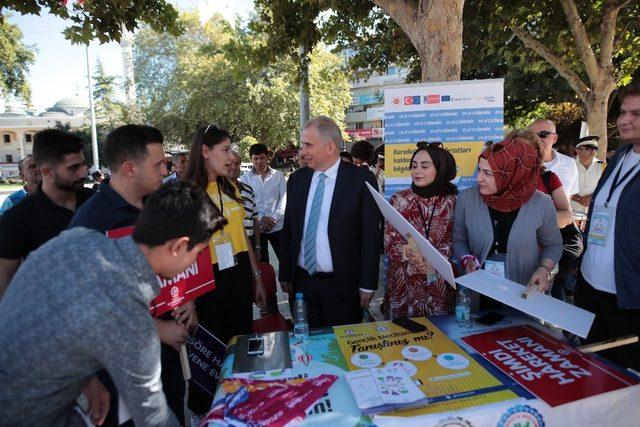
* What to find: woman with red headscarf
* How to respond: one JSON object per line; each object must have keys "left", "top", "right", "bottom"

{"left": 453, "top": 137, "right": 562, "bottom": 293}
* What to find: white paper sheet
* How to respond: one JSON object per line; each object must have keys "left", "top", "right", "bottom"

{"left": 367, "top": 183, "right": 456, "bottom": 288}
{"left": 455, "top": 270, "right": 595, "bottom": 338}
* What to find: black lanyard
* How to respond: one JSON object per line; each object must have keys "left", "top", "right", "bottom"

{"left": 605, "top": 152, "right": 640, "bottom": 207}
{"left": 416, "top": 199, "right": 437, "bottom": 240}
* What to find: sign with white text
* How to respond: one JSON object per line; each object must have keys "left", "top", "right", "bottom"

{"left": 187, "top": 325, "right": 227, "bottom": 396}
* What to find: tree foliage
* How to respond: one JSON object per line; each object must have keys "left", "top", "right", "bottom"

{"left": 0, "top": 18, "right": 35, "bottom": 102}
{"left": 2, "top": 0, "right": 183, "bottom": 44}
{"left": 133, "top": 11, "right": 351, "bottom": 151}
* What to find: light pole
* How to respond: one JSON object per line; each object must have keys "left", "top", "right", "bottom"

{"left": 85, "top": 44, "right": 99, "bottom": 169}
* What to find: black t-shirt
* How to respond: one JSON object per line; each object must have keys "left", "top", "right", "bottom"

{"left": 488, "top": 207, "right": 520, "bottom": 255}
{"left": 0, "top": 185, "right": 94, "bottom": 259}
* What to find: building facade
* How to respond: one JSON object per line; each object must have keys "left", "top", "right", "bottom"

{"left": 0, "top": 97, "right": 88, "bottom": 176}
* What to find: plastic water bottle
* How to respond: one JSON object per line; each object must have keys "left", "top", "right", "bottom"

{"left": 293, "top": 292, "right": 309, "bottom": 339}
{"left": 455, "top": 286, "right": 472, "bottom": 328}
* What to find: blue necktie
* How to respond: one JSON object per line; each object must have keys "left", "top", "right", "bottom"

{"left": 304, "top": 173, "right": 327, "bottom": 274}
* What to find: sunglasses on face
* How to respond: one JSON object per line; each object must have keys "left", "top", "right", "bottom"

{"left": 536, "top": 131, "right": 556, "bottom": 139}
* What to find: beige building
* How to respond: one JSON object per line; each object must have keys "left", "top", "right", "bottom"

{"left": 0, "top": 97, "right": 88, "bottom": 176}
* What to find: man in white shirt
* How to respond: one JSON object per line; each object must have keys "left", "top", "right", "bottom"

{"left": 571, "top": 136, "right": 604, "bottom": 214}
{"left": 528, "top": 119, "right": 579, "bottom": 197}
{"left": 576, "top": 82, "right": 640, "bottom": 371}
{"left": 240, "top": 144, "right": 287, "bottom": 263}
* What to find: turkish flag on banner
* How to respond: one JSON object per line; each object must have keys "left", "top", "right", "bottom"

{"left": 106, "top": 226, "right": 215, "bottom": 317}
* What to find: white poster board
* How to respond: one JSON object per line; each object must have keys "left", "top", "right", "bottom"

{"left": 367, "top": 183, "right": 455, "bottom": 288}
{"left": 456, "top": 270, "right": 595, "bottom": 338}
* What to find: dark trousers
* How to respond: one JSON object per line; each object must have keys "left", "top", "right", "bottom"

{"left": 259, "top": 230, "right": 282, "bottom": 264}
{"left": 190, "top": 252, "right": 253, "bottom": 414}
{"left": 575, "top": 273, "right": 640, "bottom": 371}
{"left": 293, "top": 267, "right": 361, "bottom": 328}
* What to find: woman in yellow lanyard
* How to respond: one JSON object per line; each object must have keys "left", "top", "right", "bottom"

{"left": 185, "top": 124, "right": 266, "bottom": 346}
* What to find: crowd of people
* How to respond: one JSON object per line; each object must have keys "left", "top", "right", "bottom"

{"left": 0, "top": 81, "right": 638, "bottom": 426}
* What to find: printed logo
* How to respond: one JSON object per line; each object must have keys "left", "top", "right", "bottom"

{"left": 170, "top": 286, "right": 179, "bottom": 297}
{"left": 441, "top": 95, "right": 452, "bottom": 102}
{"left": 345, "top": 329, "right": 355, "bottom": 335}
{"left": 426, "top": 94, "right": 440, "bottom": 104}
{"left": 376, "top": 325, "right": 388, "bottom": 332}
{"left": 435, "top": 416, "right": 474, "bottom": 427}
{"left": 404, "top": 95, "right": 421, "bottom": 105}
{"left": 497, "top": 404, "right": 545, "bottom": 427}
{"left": 392, "top": 97, "right": 402, "bottom": 105}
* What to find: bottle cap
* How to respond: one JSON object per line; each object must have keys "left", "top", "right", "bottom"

{"left": 295, "top": 292, "right": 303, "bottom": 300}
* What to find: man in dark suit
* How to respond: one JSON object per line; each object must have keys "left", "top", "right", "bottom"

{"left": 279, "top": 116, "right": 381, "bottom": 327}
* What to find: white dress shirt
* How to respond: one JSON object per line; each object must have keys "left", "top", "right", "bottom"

{"left": 571, "top": 157, "right": 604, "bottom": 213}
{"left": 544, "top": 149, "right": 580, "bottom": 197}
{"left": 298, "top": 157, "right": 341, "bottom": 273}
{"left": 239, "top": 167, "right": 287, "bottom": 233}
{"left": 581, "top": 149, "right": 640, "bottom": 294}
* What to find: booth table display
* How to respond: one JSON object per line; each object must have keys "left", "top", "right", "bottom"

{"left": 210, "top": 310, "right": 640, "bottom": 426}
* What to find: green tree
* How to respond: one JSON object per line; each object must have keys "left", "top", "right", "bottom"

{"left": 92, "top": 59, "right": 124, "bottom": 130}
{"left": 2, "top": 0, "right": 183, "bottom": 43}
{"left": 0, "top": 18, "right": 35, "bottom": 102}
{"left": 465, "top": 0, "right": 640, "bottom": 159}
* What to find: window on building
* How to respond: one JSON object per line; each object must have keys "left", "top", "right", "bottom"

{"left": 25, "top": 133, "right": 33, "bottom": 143}
{"left": 3, "top": 134, "right": 11, "bottom": 144}
{"left": 6, "top": 155, "right": 13, "bottom": 162}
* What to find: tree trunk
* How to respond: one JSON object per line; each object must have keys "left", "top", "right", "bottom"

{"left": 299, "top": 43, "right": 311, "bottom": 131}
{"left": 584, "top": 89, "right": 613, "bottom": 161}
{"left": 373, "top": 0, "right": 464, "bottom": 82}
{"left": 415, "top": 0, "right": 464, "bottom": 82}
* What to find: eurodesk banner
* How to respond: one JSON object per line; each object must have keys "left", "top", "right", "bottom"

{"left": 333, "top": 318, "right": 519, "bottom": 416}
{"left": 384, "top": 79, "right": 504, "bottom": 198}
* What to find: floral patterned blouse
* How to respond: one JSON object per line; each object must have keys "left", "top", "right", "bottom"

{"left": 384, "top": 188, "right": 456, "bottom": 319}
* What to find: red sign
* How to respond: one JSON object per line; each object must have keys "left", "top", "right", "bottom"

{"left": 462, "top": 325, "right": 639, "bottom": 407}
{"left": 426, "top": 94, "right": 440, "bottom": 104}
{"left": 106, "top": 226, "right": 216, "bottom": 317}
{"left": 346, "top": 128, "right": 384, "bottom": 139}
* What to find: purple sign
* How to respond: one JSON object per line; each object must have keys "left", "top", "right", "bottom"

{"left": 187, "top": 325, "right": 227, "bottom": 396}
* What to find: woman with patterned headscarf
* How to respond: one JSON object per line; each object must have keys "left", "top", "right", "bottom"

{"left": 384, "top": 142, "right": 458, "bottom": 319}
{"left": 453, "top": 136, "right": 563, "bottom": 294}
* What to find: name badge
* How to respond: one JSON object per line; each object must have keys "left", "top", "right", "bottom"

{"left": 587, "top": 205, "right": 613, "bottom": 247}
{"left": 215, "top": 242, "right": 236, "bottom": 270}
{"left": 484, "top": 253, "right": 506, "bottom": 278}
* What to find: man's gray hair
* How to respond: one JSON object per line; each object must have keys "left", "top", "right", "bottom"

{"left": 17, "top": 155, "right": 33, "bottom": 174}
{"left": 304, "top": 116, "right": 343, "bottom": 147}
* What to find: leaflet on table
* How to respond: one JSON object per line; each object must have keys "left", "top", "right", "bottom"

{"left": 105, "top": 225, "right": 216, "bottom": 316}
{"left": 462, "top": 325, "right": 640, "bottom": 407}
{"left": 345, "top": 366, "right": 428, "bottom": 415}
{"left": 366, "top": 182, "right": 456, "bottom": 288}
{"left": 455, "top": 270, "right": 595, "bottom": 338}
{"left": 334, "top": 318, "right": 521, "bottom": 416}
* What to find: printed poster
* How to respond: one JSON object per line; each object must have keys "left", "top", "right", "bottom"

{"left": 384, "top": 79, "right": 504, "bottom": 198}
{"left": 333, "top": 317, "right": 520, "bottom": 415}
{"left": 106, "top": 225, "right": 216, "bottom": 316}
{"left": 462, "top": 325, "right": 640, "bottom": 407}
{"left": 187, "top": 325, "right": 227, "bottom": 397}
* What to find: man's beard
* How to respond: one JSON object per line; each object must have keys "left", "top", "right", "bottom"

{"left": 54, "top": 176, "right": 85, "bottom": 192}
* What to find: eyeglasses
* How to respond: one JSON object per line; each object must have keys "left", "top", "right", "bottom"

{"left": 416, "top": 141, "right": 443, "bottom": 149}
{"left": 536, "top": 131, "right": 556, "bottom": 139}
{"left": 204, "top": 123, "right": 219, "bottom": 134}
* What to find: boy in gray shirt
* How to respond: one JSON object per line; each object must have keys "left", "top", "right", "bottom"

{"left": 0, "top": 181, "right": 226, "bottom": 426}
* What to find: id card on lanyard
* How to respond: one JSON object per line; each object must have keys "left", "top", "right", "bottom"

{"left": 588, "top": 152, "right": 640, "bottom": 247}
{"left": 212, "top": 184, "right": 237, "bottom": 270}
{"left": 484, "top": 253, "right": 507, "bottom": 278}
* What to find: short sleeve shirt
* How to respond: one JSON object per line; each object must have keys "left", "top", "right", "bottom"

{"left": 0, "top": 185, "right": 94, "bottom": 259}
{"left": 206, "top": 181, "right": 248, "bottom": 264}
{"left": 68, "top": 180, "right": 141, "bottom": 233}
{"left": 537, "top": 170, "right": 563, "bottom": 195}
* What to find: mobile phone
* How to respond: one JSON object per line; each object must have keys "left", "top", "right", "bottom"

{"left": 476, "top": 312, "right": 505, "bottom": 326}
{"left": 246, "top": 337, "right": 264, "bottom": 356}
{"left": 392, "top": 317, "right": 427, "bottom": 333}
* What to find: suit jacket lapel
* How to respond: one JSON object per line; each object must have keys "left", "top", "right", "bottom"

{"left": 297, "top": 167, "right": 314, "bottom": 230}
{"left": 329, "top": 161, "right": 349, "bottom": 226}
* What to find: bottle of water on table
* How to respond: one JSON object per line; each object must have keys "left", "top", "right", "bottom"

{"left": 293, "top": 292, "right": 309, "bottom": 339}
{"left": 455, "top": 286, "right": 472, "bottom": 328}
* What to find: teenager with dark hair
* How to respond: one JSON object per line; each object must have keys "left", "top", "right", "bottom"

{"left": 0, "top": 129, "right": 92, "bottom": 297}
{"left": 0, "top": 181, "right": 225, "bottom": 427}
{"left": 351, "top": 140, "right": 374, "bottom": 166}
{"left": 185, "top": 124, "right": 267, "bottom": 413}
{"left": 69, "top": 124, "right": 193, "bottom": 426}
{"left": 240, "top": 142, "right": 286, "bottom": 263}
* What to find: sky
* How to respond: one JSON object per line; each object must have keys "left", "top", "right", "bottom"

{"left": 5, "top": 0, "right": 255, "bottom": 112}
